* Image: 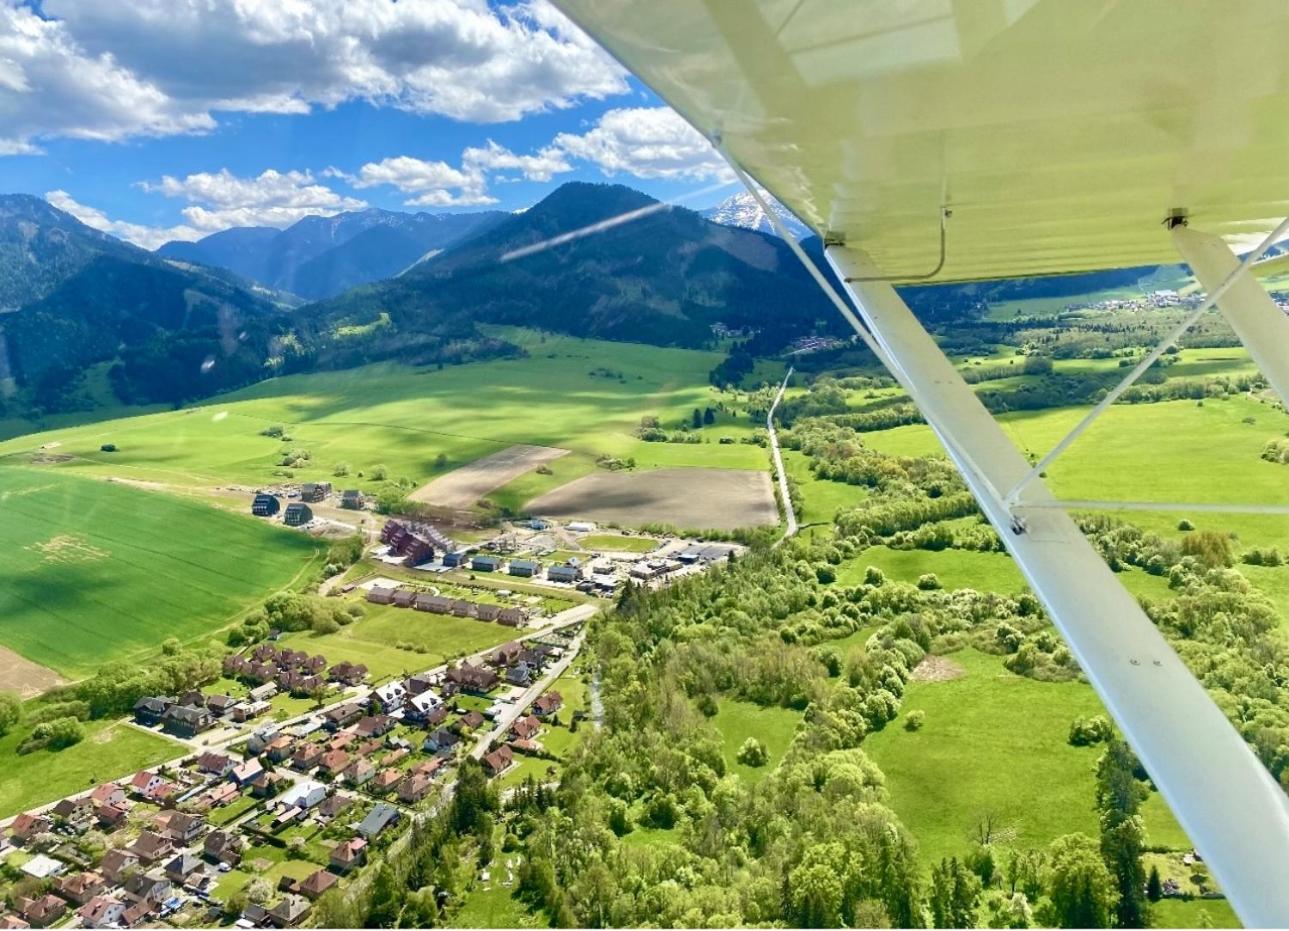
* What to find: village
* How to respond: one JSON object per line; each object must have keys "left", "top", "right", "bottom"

{"left": 0, "top": 601, "right": 592, "bottom": 930}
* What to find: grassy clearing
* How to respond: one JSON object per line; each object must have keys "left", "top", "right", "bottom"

{"left": 1151, "top": 897, "right": 1241, "bottom": 929}
{"left": 863, "top": 648, "right": 1105, "bottom": 867}
{"left": 837, "top": 545, "right": 1026, "bottom": 593}
{"left": 281, "top": 602, "right": 516, "bottom": 681}
{"left": 782, "top": 449, "right": 868, "bottom": 527}
{"left": 0, "top": 467, "right": 320, "bottom": 676}
{"left": 449, "top": 881, "right": 542, "bottom": 928}
{"left": 0, "top": 331, "right": 767, "bottom": 500}
{"left": 710, "top": 698, "right": 801, "bottom": 785}
{"left": 0, "top": 720, "right": 182, "bottom": 818}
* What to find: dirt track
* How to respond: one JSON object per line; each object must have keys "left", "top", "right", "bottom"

{"left": 409, "top": 445, "right": 569, "bottom": 509}
{"left": 526, "top": 467, "right": 777, "bottom": 531}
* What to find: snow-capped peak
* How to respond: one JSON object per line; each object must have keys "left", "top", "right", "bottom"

{"left": 703, "top": 190, "right": 810, "bottom": 239}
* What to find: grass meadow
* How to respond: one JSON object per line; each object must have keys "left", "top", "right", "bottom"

{"left": 0, "top": 467, "right": 321, "bottom": 677}
{"left": 0, "top": 331, "right": 770, "bottom": 512}
{"left": 0, "top": 719, "right": 182, "bottom": 818}
{"left": 862, "top": 648, "right": 1106, "bottom": 867}
{"left": 711, "top": 698, "right": 801, "bottom": 784}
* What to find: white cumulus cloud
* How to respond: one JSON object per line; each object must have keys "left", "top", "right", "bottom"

{"left": 1, "top": 0, "right": 628, "bottom": 154}
{"left": 141, "top": 168, "right": 367, "bottom": 230}
{"left": 554, "top": 107, "right": 731, "bottom": 182}
{"left": 44, "top": 190, "right": 201, "bottom": 250}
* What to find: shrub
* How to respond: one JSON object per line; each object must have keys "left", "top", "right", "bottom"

{"left": 1068, "top": 714, "right": 1113, "bottom": 746}
{"left": 736, "top": 737, "right": 769, "bottom": 767}
{"left": 1177, "top": 518, "right": 1194, "bottom": 531}
{"left": 916, "top": 573, "right": 941, "bottom": 591}
{"left": 904, "top": 709, "right": 925, "bottom": 731}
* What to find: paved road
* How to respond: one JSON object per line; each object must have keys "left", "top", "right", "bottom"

{"left": 767, "top": 366, "right": 798, "bottom": 546}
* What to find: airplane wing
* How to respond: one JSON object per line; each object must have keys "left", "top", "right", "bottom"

{"left": 551, "top": 2, "right": 1289, "bottom": 926}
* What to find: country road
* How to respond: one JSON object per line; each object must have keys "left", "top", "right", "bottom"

{"left": 767, "top": 366, "right": 797, "bottom": 546}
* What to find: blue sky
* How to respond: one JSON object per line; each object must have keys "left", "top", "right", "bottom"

{"left": 0, "top": 0, "right": 738, "bottom": 248}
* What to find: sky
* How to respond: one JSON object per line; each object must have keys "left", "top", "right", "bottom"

{"left": 0, "top": 0, "right": 740, "bottom": 249}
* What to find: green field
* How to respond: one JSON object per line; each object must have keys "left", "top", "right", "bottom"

{"left": 576, "top": 533, "right": 658, "bottom": 554}
{"left": 450, "top": 881, "right": 542, "bottom": 929}
{"left": 0, "top": 719, "right": 182, "bottom": 818}
{"left": 837, "top": 545, "right": 1026, "bottom": 593}
{"left": 281, "top": 601, "right": 519, "bottom": 680}
{"left": 0, "top": 332, "right": 768, "bottom": 513}
{"left": 864, "top": 396, "right": 1286, "bottom": 546}
{"left": 863, "top": 648, "right": 1106, "bottom": 867}
{"left": 0, "top": 468, "right": 321, "bottom": 676}
{"left": 782, "top": 449, "right": 868, "bottom": 527}
{"left": 711, "top": 698, "right": 801, "bottom": 784}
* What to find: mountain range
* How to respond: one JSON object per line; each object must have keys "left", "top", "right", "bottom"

{"left": 702, "top": 190, "right": 811, "bottom": 239}
{"left": 157, "top": 208, "right": 507, "bottom": 300}
{"left": 0, "top": 182, "right": 1170, "bottom": 424}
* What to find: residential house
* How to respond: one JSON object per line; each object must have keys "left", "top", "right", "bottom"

{"left": 340, "top": 489, "right": 364, "bottom": 510}
{"left": 446, "top": 662, "right": 498, "bottom": 694}
{"left": 372, "top": 681, "right": 407, "bottom": 712}
{"left": 161, "top": 703, "right": 212, "bottom": 738}
{"left": 231, "top": 699, "right": 271, "bottom": 723}
{"left": 423, "top": 729, "right": 460, "bottom": 756}
{"left": 404, "top": 692, "right": 442, "bottom": 724}
{"left": 442, "top": 550, "right": 468, "bottom": 568}
{"left": 283, "top": 502, "right": 313, "bottom": 526}
{"left": 511, "top": 715, "right": 541, "bottom": 741}
{"left": 250, "top": 772, "right": 284, "bottom": 799}
{"left": 505, "top": 662, "right": 533, "bottom": 687}
{"left": 371, "top": 769, "right": 402, "bottom": 793}
{"left": 50, "top": 796, "right": 93, "bottom": 829}
{"left": 155, "top": 811, "right": 203, "bottom": 844}
{"left": 122, "top": 871, "right": 171, "bottom": 906}
{"left": 508, "top": 558, "right": 540, "bottom": 578}
{"left": 278, "top": 780, "right": 327, "bottom": 812}
{"left": 291, "top": 745, "right": 323, "bottom": 772}
{"left": 328, "top": 731, "right": 358, "bottom": 751}
{"left": 355, "top": 715, "right": 396, "bottom": 738}
{"left": 121, "top": 901, "right": 152, "bottom": 928}
{"left": 230, "top": 759, "right": 265, "bottom": 786}
{"left": 455, "top": 710, "right": 486, "bottom": 734}
{"left": 470, "top": 554, "right": 502, "bottom": 572}
{"left": 497, "top": 607, "right": 527, "bottom": 627}
{"left": 533, "top": 692, "right": 564, "bottom": 717}
{"left": 269, "top": 894, "right": 312, "bottom": 927}
{"left": 322, "top": 702, "right": 364, "bottom": 731}
{"left": 366, "top": 586, "right": 396, "bottom": 606}
{"left": 546, "top": 563, "right": 582, "bottom": 583}
{"left": 202, "top": 780, "right": 240, "bottom": 809}
{"left": 252, "top": 493, "right": 280, "bottom": 517}
{"left": 14, "top": 896, "right": 64, "bottom": 929}
{"left": 490, "top": 641, "right": 523, "bottom": 667}
{"left": 329, "top": 837, "right": 367, "bottom": 873}
{"left": 318, "top": 750, "right": 351, "bottom": 777}
{"left": 357, "top": 803, "right": 400, "bottom": 839}
{"left": 482, "top": 745, "right": 514, "bottom": 778}
{"left": 196, "top": 752, "right": 234, "bottom": 777}
{"left": 205, "top": 694, "right": 241, "bottom": 717}
{"left": 131, "top": 696, "right": 174, "bottom": 727}
{"left": 52, "top": 871, "right": 105, "bottom": 905}
{"left": 340, "top": 758, "right": 375, "bottom": 788}
{"left": 130, "top": 831, "right": 173, "bottom": 864}
{"left": 10, "top": 813, "right": 51, "bottom": 842}
{"left": 329, "top": 661, "right": 368, "bottom": 686}
{"left": 100, "top": 849, "right": 139, "bottom": 884}
{"left": 90, "top": 783, "right": 127, "bottom": 809}
{"left": 77, "top": 896, "right": 126, "bottom": 929}
{"left": 248, "top": 683, "right": 278, "bottom": 702}
{"left": 316, "top": 794, "right": 354, "bottom": 823}
{"left": 450, "top": 598, "right": 475, "bottom": 618}
{"left": 203, "top": 830, "right": 243, "bottom": 867}
{"left": 0, "top": 913, "right": 28, "bottom": 929}
{"left": 397, "top": 774, "right": 432, "bottom": 804}
{"left": 297, "top": 869, "right": 338, "bottom": 900}
{"left": 299, "top": 482, "right": 330, "bottom": 503}
{"left": 474, "top": 603, "right": 502, "bottom": 622}
{"left": 413, "top": 593, "right": 453, "bottom": 614}
{"left": 265, "top": 735, "right": 296, "bottom": 763}
{"left": 96, "top": 802, "right": 129, "bottom": 830}
{"left": 405, "top": 673, "right": 435, "bottom": 695}
{"left": 163, "top": 853, "right": 204, "bottom": 887}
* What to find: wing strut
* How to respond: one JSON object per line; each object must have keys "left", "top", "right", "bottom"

{"left": 726, "top": 157, "right": 1289, "bottom": 927}
{"left": 1171, "top": 223, "right": 1289, "bottom": 407}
